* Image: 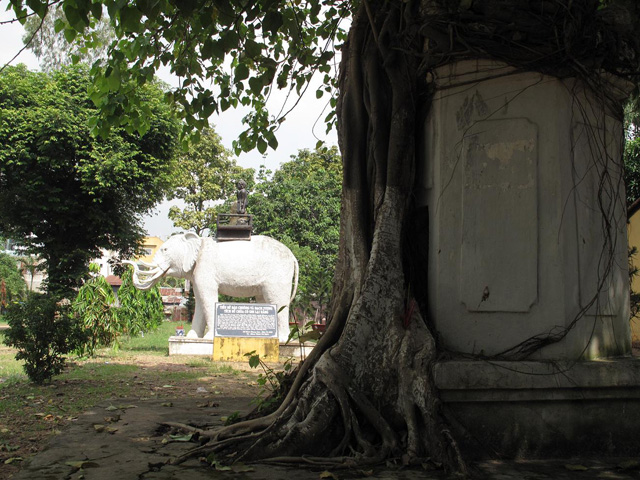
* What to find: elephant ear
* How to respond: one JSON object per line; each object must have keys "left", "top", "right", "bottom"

{"left": 181, "top": 232, "right": 201, "bottom": 274}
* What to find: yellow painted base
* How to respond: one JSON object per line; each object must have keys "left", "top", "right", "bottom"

{"left": 213, "top": 337, "right": 280, "bottom": 362}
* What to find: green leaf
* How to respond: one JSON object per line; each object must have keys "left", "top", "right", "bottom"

{"left": 64, "top": 28, "right": 78, "bottom": 43}
{"left": 53, "top": 18, "right": 66, "bottom": 33}
{"left": 26, "top": 0, "right": 48, "bottom": 17}
{"left": 262, "top": 11, "right": 283, "bottom": 35}
{"left": 120, "top": 6, "right": 144, "bottom": 33}
{"left": 247, "top": 353, "right": 260, "bottom": 368}
{"left": 235, "top": 63, "right": 250, "bottom": 82}
{"left": 257, "top": 137, "right": 268, "bottom": 154}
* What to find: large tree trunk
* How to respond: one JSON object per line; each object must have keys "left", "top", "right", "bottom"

{"left": 173, "top": 0, "right": 466, "bottom": 473}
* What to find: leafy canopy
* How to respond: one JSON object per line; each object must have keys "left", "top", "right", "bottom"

{"left": 22, "top": 2, "right": 115, "bottom": 71}
{"left": 8, "top": 0, "right": 350, "bottom": 150}
{"left": 168, "top": 127, "right": 254, "bottom": 236}
{"left": 0, "top": 64, "right": 179, "bottom": 295}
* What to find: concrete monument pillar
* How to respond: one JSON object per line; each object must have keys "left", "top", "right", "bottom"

{"left": 418, "top": 60, "right": 631, "bottom": 360}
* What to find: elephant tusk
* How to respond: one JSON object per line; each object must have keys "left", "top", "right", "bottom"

{"left": 138, "top": 260, "right": 158, "bottom": 269}
{"left": 122, "top": 260, "right": 166, "bottom": 289}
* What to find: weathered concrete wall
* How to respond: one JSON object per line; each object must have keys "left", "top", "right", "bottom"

{"left": 418, "top": 60, "right": 630, "bottom": 359}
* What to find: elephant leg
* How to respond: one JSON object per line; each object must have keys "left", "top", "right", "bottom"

{"left": 264, "top": 286, "right": 292, "bottom": 344}
{"left": 200, "top": 287, "right": 218, "bottom": 340}
{"left": 187, "top": 284, "right": 206, "bottom": 338}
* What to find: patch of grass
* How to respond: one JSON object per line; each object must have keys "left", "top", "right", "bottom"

{"left": 115, "top": 321, "right": 180, "bottom": 356}
{"left": 0, "top": 331, "right": 27, "bottom": 382}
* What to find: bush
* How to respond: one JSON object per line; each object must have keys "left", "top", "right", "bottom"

{"left": 72, "top": 272, "right": 120, "bottom": 356}
{"left": 117, "top": 268, "right": 164, "bottom": 336}
{"left": 3, "top": 294, "right": 87, "bottom": 384}
{"left": 72, "top": 266, "right": 164, "bottom": 356}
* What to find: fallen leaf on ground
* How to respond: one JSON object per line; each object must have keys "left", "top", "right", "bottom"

{"left": 564, "top": 464, "right": 588, "bottom": 471}
{"left": 4, "top": 457, "right": 23, "bottom": 464}
{"left": 319, "top": 471, "right": 339, "bottom": 480}
{"left": 161, "top": 402, "right": 173, "bottom": 407}
{"left": 231, "top": 463, "right": 254, "bottom": 472}
{"left": 93, "top": 424, "right": 105, "bottom": 433}
{"left": 213, "top": 462, "right": 232, "bottom": 471}
{"left": 169, "top": 434, "right": 193, "bottom": 442}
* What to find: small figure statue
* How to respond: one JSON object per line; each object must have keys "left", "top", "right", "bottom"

{"left": 237, "top": 179, "right": 248, "bottom": 214}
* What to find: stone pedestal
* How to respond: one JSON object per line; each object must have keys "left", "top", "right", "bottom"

{"left": 168, "top": 336, "right": 213, "bottom": 356}
{"left": 418, "top": 60, "right": 631, "bottom": 359}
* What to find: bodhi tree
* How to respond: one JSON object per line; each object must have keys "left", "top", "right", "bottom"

{"left": 7, "top": 0, "right": 640, "bottom": 472}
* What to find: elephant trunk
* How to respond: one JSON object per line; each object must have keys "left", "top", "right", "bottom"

{"left": 122, "top": 260, "right": 165, "bottom": 290}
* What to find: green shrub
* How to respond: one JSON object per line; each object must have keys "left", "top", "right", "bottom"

{"left": 117, "top": 268, "right": 164, "bottom": 336}
{"left": 3, "top": 294, "right": 87, "bottom": 384}
{"left": 72, "top": 271, "right": 121, "bottom": 356}
{"left": 72, "top": 266, "right": 164, "bottom": 356}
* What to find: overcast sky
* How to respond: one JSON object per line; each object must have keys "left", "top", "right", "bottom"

{"left": 0, "top": 3, "right": 339, "bottom": 239}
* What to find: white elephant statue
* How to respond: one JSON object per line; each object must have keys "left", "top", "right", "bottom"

{"left": 125, "top": 233, "right": 299, "bottom": 343}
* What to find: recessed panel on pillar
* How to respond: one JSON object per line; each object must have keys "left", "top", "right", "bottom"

{"left": 460, "top": 118, "right": 538, "bottom": 312}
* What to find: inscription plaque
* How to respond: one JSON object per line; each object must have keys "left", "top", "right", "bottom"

{"left": 214, "top": 303, "right": 278, "bottom": 338}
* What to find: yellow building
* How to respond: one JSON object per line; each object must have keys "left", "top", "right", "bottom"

{"left": 628, "top": 199, "right": 640, "bottom": 344}
{"left": 137, "top": 236, "right": 164, "bottom": 264}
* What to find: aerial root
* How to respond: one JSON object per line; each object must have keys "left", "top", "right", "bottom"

{"left": 315, "top": 352, "right": 398, "bottom": 462}
{"left": 442, "top": 428, "right": 469, "bottom": 478}
{"left": 161, "top": 422, "right": 208, "bottom": 437}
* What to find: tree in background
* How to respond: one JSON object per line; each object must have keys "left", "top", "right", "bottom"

{"left": 625, "top": 96, "right": 640, "bottom": 205}
{"left": 0, "top": 64, "right": 179, "bottom": 296}
{"left": 167, "top": 127, "right": 254, "bottom": 236}
{"left": 19, "top": 255, "right": 40, "bottom": 292}
{"left": 0, "top": 253, "right": 27, "bottom": 305}
{"left": 249, "top": 147, "right": 341, "bottom": 319}
{"left": 22, "top": 2, "right": 114, "bottom": 71}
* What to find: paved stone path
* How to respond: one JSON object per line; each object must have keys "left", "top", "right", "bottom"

{"left": 13, "top": 396, "right": 640, "bottom": 479}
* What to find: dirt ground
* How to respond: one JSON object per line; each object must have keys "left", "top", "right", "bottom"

{"left": 8, "top": 391, "right": 640, "bottom": 480}
{"left": 3, "top": 349, "right": 640, "bottom": 479}
{"left": 0, "top": 353, "right": 264, "bottom": 480}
